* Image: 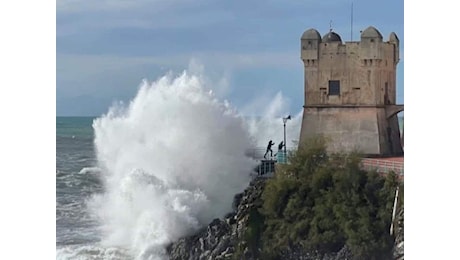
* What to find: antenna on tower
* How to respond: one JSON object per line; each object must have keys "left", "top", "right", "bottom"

{"left": 351, "top": 2, "right": 354, "bottom": 41}
{"left": 329, "top": 20, "right": 333, "bottom": 32}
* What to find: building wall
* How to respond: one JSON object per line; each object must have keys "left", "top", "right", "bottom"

{"left": 299, "top": 27, "right": 402, "bottom": 156}
{"left": 302, "top": 41, "right": 397, "bottom": 106}
{"left": 299, "top": 106, "right": 403, "bottom": 156}
{"left": 300, "top": 107, "right": 380, "bottom": 154}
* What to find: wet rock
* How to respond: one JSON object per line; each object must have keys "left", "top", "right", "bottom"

{"left": 168, "top": 178, "right": 266, "bottom": 260}
{"left": 167, "top": 177, "right": 375, "bottom": 260}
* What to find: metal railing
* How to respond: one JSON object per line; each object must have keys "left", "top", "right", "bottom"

{"left": 245, "top": 147, "right": 293, "bottom": 161}
{"left": 246, "top": 147, "right": 290, "bottom": 177}
{"left": 246, "top": 147, "right": 404, "bottom": 177}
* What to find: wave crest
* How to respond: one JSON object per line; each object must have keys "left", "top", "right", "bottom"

{"left": 90, "top": 71, "right": 256, "bottom": 259}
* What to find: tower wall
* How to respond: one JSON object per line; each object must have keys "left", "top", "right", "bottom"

{"left": 299, "top": 26, "right": 403, "bottom": 156}
{"left": 300, "top": 106, "right": 403, "bottom": 156}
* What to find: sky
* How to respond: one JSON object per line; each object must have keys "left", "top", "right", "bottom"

{"left": 57, "top": 0, "right": 404, "bottom": 116}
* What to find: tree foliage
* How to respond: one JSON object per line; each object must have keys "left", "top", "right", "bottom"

{"left": 257, "top": 136, "right": 401, "bottom": 259}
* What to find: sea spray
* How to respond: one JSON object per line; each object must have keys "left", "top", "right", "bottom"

{"left": 91, "top": 71, "right": 257, "bottom": 259}
{"left": 243, "top": 91, "right": 303, "bottom": 148}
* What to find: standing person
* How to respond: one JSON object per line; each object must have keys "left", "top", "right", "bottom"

{"left": 278, "top": 141, "right": 284, "bottom": 153}
{"left": 264, "top": 140, "right": 275, "bottom": 159}
{"left": 274, "top": 141, "right": 284, "bottom": 156}
{"left": 276, "top": 141, "right": 286, "bottom": 163}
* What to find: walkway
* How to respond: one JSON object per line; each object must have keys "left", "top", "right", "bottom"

{"left": 246, "top": 147, "right": 404, "bottom": 178}
{"left": 361, "top": 157, "right": 404, "bottom": 177}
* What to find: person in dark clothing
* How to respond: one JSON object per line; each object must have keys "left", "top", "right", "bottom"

{"left": 274, "top": 141, "right": 284, "bottom": 156}
{"left": 278, "top": 141, "right": 284, "bottom": 152}
{"left": 264, "top": 140, "right": 275, "bottom": 159}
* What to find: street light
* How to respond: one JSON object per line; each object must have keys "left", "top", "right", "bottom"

{"left": 282, "top": 115, "right": 291, "bottom": 162}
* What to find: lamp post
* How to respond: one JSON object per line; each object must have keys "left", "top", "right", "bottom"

{"left": 282, "top": 115, "right": 291, "bottom": 161}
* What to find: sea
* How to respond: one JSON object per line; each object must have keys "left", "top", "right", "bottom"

{"left": 56, "top": 116, "right": 109, "bottom": 259}
{"left": 56, "top": 71, "right": 404, "bottom": 260}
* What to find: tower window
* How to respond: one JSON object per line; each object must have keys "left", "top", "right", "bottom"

{"left": 328, "top": 80, "right": 340, "bottom": 95}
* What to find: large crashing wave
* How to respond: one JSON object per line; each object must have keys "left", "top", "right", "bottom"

{"left": 91, "top": 71, "right": 258, "bottom": 259}
{"left": 90, "top": 70, "right": 302, "bottom": 259}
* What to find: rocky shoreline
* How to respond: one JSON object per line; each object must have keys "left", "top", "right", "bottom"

{"left": 167, "top": 178, "right": 265, "bottom": 260}
{"left": 167, "top": 178, "right": 404, "bottom": 260}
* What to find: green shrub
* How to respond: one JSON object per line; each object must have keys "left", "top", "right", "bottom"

{"left": 257, "top": 136, "right": 400, "bottom": 259}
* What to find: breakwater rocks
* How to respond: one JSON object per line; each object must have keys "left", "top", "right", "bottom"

{"left": 167, "top": 178, "right": 403, "bottom": 260}
{"left": 167, "top": 178, "right": 266, "bottom": 260}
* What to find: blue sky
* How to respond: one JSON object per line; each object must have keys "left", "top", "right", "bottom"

{"left": 57, "top": 0, "right": 403, "bottom": 116}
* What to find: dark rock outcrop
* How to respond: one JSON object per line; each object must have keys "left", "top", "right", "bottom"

{"left": 167, "top": 178, "right": 266, "bottom": 260}
{"left": 167, "top": 178, "right": 405, "bottom": 260}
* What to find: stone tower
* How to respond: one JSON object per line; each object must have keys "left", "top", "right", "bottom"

{"left": 299, "top": 26, "right": 403, "bottom": 156}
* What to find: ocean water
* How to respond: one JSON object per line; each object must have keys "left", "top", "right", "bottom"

{"left": 56, "top": 71, "right": 303, "bottom": 260}
{"left": 56, "top": 116, "right": 107, "bottom": 257}
{"left": 56, "top": 116, "right": 98, "bottom": 240}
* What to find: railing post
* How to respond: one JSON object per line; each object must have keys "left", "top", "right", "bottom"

{"left": 390, "top": 186, "right": 400, "bottom": 236}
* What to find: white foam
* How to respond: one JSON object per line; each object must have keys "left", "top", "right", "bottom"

{"left": 78, "top": 167, "right": 102, "bottom": 175}
{"left": 90, "top": 71, "right": 258, "bottom": 259}
{"left": 87, "top": 69, "right": 303, "bottom": 259}
{"left": 56, "top": 244, "right": 132, "bottom": 260}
